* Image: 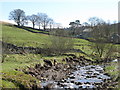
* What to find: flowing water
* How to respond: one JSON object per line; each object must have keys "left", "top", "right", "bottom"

{"left": 41, "top": 65, "right": 111, "bottom": 89}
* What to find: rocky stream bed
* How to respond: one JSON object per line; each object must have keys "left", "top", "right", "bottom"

{"left": 41, "top": 65, "right": 113, "bottom": 89}
{"left": 21, "top": 55, "right": 118, "bottom": 89}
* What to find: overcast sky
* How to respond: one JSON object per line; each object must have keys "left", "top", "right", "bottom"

{"left": 0, "top": 0, "right": 119, "bottom": 27}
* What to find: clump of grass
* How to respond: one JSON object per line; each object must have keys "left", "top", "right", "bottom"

{"left": 2, "top": 80, "right": 18, "bottom": 88}
{"left": 2, "top": 70, "right": 41, "bottom": 88}
{"left": 105, "top": 62, "right": 119, "bottom": 81}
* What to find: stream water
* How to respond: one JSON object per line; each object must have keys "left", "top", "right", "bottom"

{"left": 41, "top": 65, "right": 111, "bottom": 89}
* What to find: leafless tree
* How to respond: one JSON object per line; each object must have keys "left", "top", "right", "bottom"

{"left": 40, "top": 13, "right": 50, "bottom": 30}
{"left": 37, "top": 13, "right": 54, "bottom": 30}
{"left": 20, "top": 16, "right": 28, "bottom": 26}
{"left": 9, "top": 9, "right": 26, "bottom": 26}
{"left": 88, "top": 17, "right": 104, "bottom": 27}
{"left": 27, "top": 14, "right": 39, "bottom": 28}
{"left": 82, "top": 22, "right": 90, "bottom": 27}
{"left": 43, "top": 29, "right": 74, "bottom": 55}
{"left": 36, "top": 13, "right": 43, "bottom": 29}
{"left": 90, "top": 18, "right": 116, "bottom": 61}
{"left": 48, "top": 18, "right": 54, "bottom": 30}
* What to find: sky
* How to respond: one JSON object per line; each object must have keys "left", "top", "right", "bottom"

{"left": 118, "top": 1, "right": 120, "bottom": 22}
{"left": 0, "top": 0, "right": 119, "bottom": 28}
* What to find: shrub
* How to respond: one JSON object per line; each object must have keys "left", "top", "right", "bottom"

{"left": 43, "top": 29, "right": 74, "bottom": 55}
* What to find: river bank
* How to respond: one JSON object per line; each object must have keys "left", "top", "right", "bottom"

{"left": 20, "top": 55, "right": 118, "bottom": 89}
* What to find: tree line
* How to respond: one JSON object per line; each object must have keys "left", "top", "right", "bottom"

{"left": 9, "top": 9, "right": 55, "bottom": 30}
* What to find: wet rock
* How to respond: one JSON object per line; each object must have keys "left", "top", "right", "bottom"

{"left": 81, "top": 61, "right": 85, "bottom": 65}
{"left": 75, "top": 81, "right": 82, "bottom": 85}
{"left": 72, "top": 55, "right": 77, "bottom": 59}
{"left": 43, "top": 60, "right": 52, "bottom": 67}
{"left": 73, "top": 59, "right": 80, "bottom": 63}
{"left": 35, "top": 64, "right": 41, "bottom": 69}
{"left": 45, "top": 83, "right": 58, "bottom": 89}
{"left": 69, "top": 57, "right": 73, "bottom": 61}
{"left": 39, "top": 66, "right": 45, "bottom": 70}
{"left": 93, "top": 73, "right": 100, "bottom": 76}
{"left": 86, "top": 75, "right": 91, "bottom": 78}
{"left": 69, "top": 54, "right": 77, "bottom": 58}
{"left": 69, "top": 76, "right": 75, "bottom": 79}
{"left": 62, "top": 58, "right": 65, "bottom": 62}
{"left": 53, "top": 59, "right": 56, "bottom": 66}
{"left": 104, "top": 73, "right": 110, "bottom": 76}
{"left": 44, "top": 64, "right": 51, "bottom": 70}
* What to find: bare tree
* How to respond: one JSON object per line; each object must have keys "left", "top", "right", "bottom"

{"left": 27, "top": 14, "right": 38, "bottom": 29}
{"left": 88, "top": 17, "right": 104, "bottom": 27}
{"left": 36, "top": 13, "right": 43, "bottom": 29}
{"left": 40, "top": 13, "right": 50, "bottom": 30}
{"left": 20, "top": 16, "right": 28, "bottom": 26}
{"left": 90, "top": 18, "right": 116, "bottom": 61}
{"left": 9, "top": 9, "right": 26, "bottom": 26}
{"left": 48, "top": 18, "right": 54, "bottom": 30}
{"left": 43, "top": 29, "right": 74, "bottom": 55}
{"left": 91, "top": 20, "right": 111, "bottom": 42}
{"left": 82, "top": 22, "right": 90, "bottom": 27}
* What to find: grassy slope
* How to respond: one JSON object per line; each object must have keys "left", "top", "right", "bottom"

{"left": 2, "top": 24, "right": 50, "bottom": 48}
{"left": 2, "top": 24, "right": 93, "bottom": 59}
{"left": 2, "top": 23, "right": 120, "bottom": 88}
{"left": 2, "top": 23, "right": 91, "bottom": 46}
{"left": 2, "top": 24, "right": 91, "bottom": 70}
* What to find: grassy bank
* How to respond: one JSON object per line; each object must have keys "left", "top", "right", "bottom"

{"left": 105, "top": 62, "right": 119, "bottom": 81}
{"left": 1, "top": 53, "right": 69, "bottom": 88}
{"left": 105, "top": 61, "right": 119, "bottom": 89}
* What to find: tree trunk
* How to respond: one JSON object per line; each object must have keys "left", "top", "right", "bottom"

{"left": 33, "top": 22, "right": 35, "bottom": 29}
{"left": 39, "top": 24, "right": 40, "bottom": 30}
{"left": 17, "top": 22, "right": 20, "bottom": 26}
{"left": 50, "top": 25, "right": 52, "bottom": 31}
{"left": 44, "top": 25, "right": 46, "bottom": 30}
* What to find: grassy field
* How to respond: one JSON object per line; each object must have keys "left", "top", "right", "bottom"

{"left": 2, "top": 23, "right": 92, "bottom": 48}
{"left": 2, "top": 24, "right": 50, "bottom": 48}
{"left": 1, "top": 23, "right": 120, "bottom": 88}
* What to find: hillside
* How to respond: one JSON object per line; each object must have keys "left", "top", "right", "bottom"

{"left": 1, "top": 22, "right": 119, "bottom": 88}
{"left": 2, "top": 23, "right": 50, "bottom": 48}
{"left": 2, "top": 22, "right": 91, "bottom": 52}
{"left": 2, "top": 22, "right": 119, "bottom": 57}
